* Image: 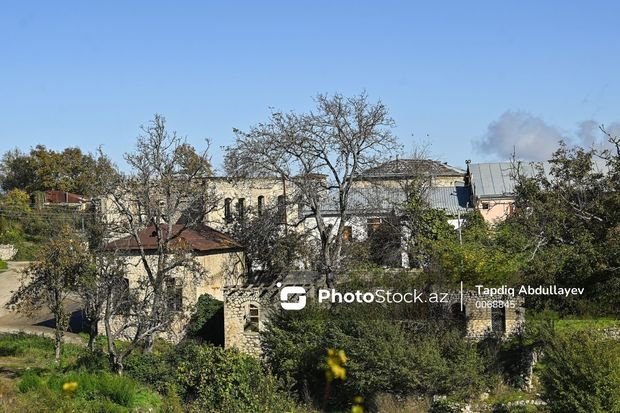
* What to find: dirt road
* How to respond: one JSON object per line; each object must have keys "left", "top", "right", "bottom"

{"left": 0, "top": 262, "right": 85, "bottom": 345}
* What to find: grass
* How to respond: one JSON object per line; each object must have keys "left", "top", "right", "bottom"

{"left": 0, "top": 259, "right": 7, "bottom": 270}
{"left": 0, "top": 333, "right": 162, "bottom": 412}
{"left": 526, "top": 310, "right": 620, "bottom": 335}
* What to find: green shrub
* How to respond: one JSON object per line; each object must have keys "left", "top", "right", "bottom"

{"left": 74, "top": 349, "right": 109, "bottom": 371}
{"left": 125, "top": 341, "right": 298, "bottom": 412}
{"left": 540, "top": 330, "right": 620, "bottom": 412}
{"left": 262, "top": 302, "right": 487, "bottom": 410}
{"left": 185, "top": 294, "right": 224, "bottom": 343}
{"left": 0, "top": 333, "right": 54, "bottom": 357}
{"left": 0, "top": 259, "right": 7, "bottom": 270}
{"left": 174, "top": 342, "right": 297, "bottom": 413}
{"left": 17, "top": 371, "right": 43, "bottom": 393}
{"left": 429, "top": 399, "right": 461, "bottom": 413}
{"left": 124, "top": 350, "right": 176, "bottom": 393}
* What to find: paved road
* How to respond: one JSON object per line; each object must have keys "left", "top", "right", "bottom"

{"left": 0, "top": 262, "right": 85, "bottom": 345}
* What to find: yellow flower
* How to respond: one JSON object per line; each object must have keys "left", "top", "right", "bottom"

{"left": 352, "top": 395, "right": 364, "bottom": 413}
{"left": 62, "top": 381, "right": 79, "bottom": 393}
{"left": 325, "top": 348, "right": 347, "bottom": 382}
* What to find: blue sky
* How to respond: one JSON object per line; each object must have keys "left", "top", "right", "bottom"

{"left": 2, "top": 1, "right": 620, "bottom": 171}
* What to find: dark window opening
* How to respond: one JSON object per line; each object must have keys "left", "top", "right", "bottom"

{"left": 257, "top": 196, "right": 264, "bottom": 216}
{"left": 481, "top": 202, "right": 490, "bottom": 210}
{"left": 237, "top": 198, "right": 245, "bottom": 220}
{"left": 166, "top": 278, "right": 183, "bottom": 312}
{"left": 367, "top": 218, "right": 382, "bottom": 235}
{"left": 224, "top": 198, "right": 233, "bottom": 223}
{"left": 342, "top": 226, "right": 352, "bottom": 242}
{"left": 244, "top": 303, "right": 260, "bottom": 333}
{"left": 491, "top": 307, "right": 506, "bottom": 334}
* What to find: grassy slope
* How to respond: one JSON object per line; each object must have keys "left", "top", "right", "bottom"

{"left": 0, "top": 333, "right": 162, "bottom": 412}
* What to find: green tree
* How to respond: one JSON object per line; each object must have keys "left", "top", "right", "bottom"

{"left": 504, "top": 143, "right": 619, "bottom": 315}
{"left": 0, "top": 145, "right": 114, "bottom": 196}
{"left": 8, "top": 226, "right": 92, "bottom": 361}
{"left": 541, "top": 330, "right": 620, "bottom": 413}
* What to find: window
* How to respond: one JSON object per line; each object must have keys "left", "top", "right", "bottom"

{"left": 257, "top": 196, "right": 264, "bottom": 216}
{"left": 277, "top": 195, "right": 286, "bottom": 224}
{"left": 237, "top": 198, "right": 245, "bottom": 220}
{"left": 491, "top": 307, "right": 506, "bottom": 334}
{"left": 481, "top": 202, "right": 490, "bottom": 210}
{"left": 224, "top": 198, "right": 233, "bottom": 223}
{"left": 367, "top": 218, "right": 382, "bottom": 235}
{"left": 342, "top": 226, "right": 353, "bottom": 242}
{"left": 166, "top": 278, "right": 183, "bottom": 312}
{"left": 244, "top": 303, "right": 260, "bottom": 333}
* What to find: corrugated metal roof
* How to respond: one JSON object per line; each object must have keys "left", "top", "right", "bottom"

{"left": 312, "top": 184, "right": 471, "bottom": 216}
{"left": 470, "top": 159, "right": 609, "bottom": 198}
{"left": 427, "top": 185, "right": 472, "bottom": 214}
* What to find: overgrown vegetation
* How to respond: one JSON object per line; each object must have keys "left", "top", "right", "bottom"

{"left": 262, "top": 298, "right": 488, "bottom": 411}
{"left": 540, "top": 330, "right": 620, "bottom": 412}
{"left": 0, "top": 333, "right": 300, "bottom": 413}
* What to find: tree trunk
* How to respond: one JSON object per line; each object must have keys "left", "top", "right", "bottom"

{"left": 109, "top": 352, "right": 124, "bottom": 375}
{"left": 143, "top": 334, "right": 155, "bottom": 354}
{"left": 325, "top": 270, "right": 335, "bottom": 289}
{"left": 54, "top": 325, "right": 63, "bottom": 363}
{"left": 87, "top": 321, "right": 98, "bottom": 351}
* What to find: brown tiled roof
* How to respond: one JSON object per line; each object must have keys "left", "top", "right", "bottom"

{"left": 105, "top": 224, "right": 243, "bottom": 254}
{"left": 361, "top": 159, "right": 465, "bottom": 178}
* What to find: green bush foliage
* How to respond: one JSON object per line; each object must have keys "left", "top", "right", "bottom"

{"left": 540, "top": 330, "right": 620, "bottom": 412}
{"left": 185, "top": 293, "right": 223, "bottom": 341}
{"left": 262, "top": 302, "right": 487, "bottom": 410}
{"left": 125, "top": 341, "right": 299, "bottom": 412}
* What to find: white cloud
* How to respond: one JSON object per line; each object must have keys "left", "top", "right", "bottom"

{"left": 475, "top": 111, "right": 564, "bottom": 161}
{"left": 583, "top": 121, "right": 620, "bottom": 152}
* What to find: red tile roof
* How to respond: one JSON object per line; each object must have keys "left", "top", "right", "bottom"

{"left": 105, "top": 224, "right": 243, "bottom": 254}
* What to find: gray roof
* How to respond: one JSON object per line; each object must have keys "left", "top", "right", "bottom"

{"left": 361, "top": 159, "right": 465, "bottom": 178}
{"left": 427, "top": 184, "right": 472, "bottom": 214}
{"left": 470, "top": 159, "right": 609, "bottom": 198}
{"left": 311, "top": 183, "right": 472, "bottom": 217}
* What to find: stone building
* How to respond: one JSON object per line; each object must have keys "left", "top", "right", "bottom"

{"left": 224, "top": 281, "right": 525, "bottom": 356}
{"left": 104, "top": 224, "right": 245, "bottom": 342}
{"left": 223, "top": 271, "right": 320, "bottom": 355}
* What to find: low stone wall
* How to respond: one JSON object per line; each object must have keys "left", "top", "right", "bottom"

{"left": 0, "top": 244, "right": 17, "bottom": 261}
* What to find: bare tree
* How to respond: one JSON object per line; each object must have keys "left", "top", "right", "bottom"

{"left": 225, "top": 93, "right": 400, "bottom": 287}
{"left": 101, "top": 115, "right": 217, "bottom": 371}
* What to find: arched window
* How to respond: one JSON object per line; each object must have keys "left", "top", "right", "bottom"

{"left": 244, "top": 303, "right": 260, "bottom": 333}
{"left": 224, "top": 198, "right": 233, "bottom": 223}
{"left": 237, "top": 198, "right": 245, "bottom": 220}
